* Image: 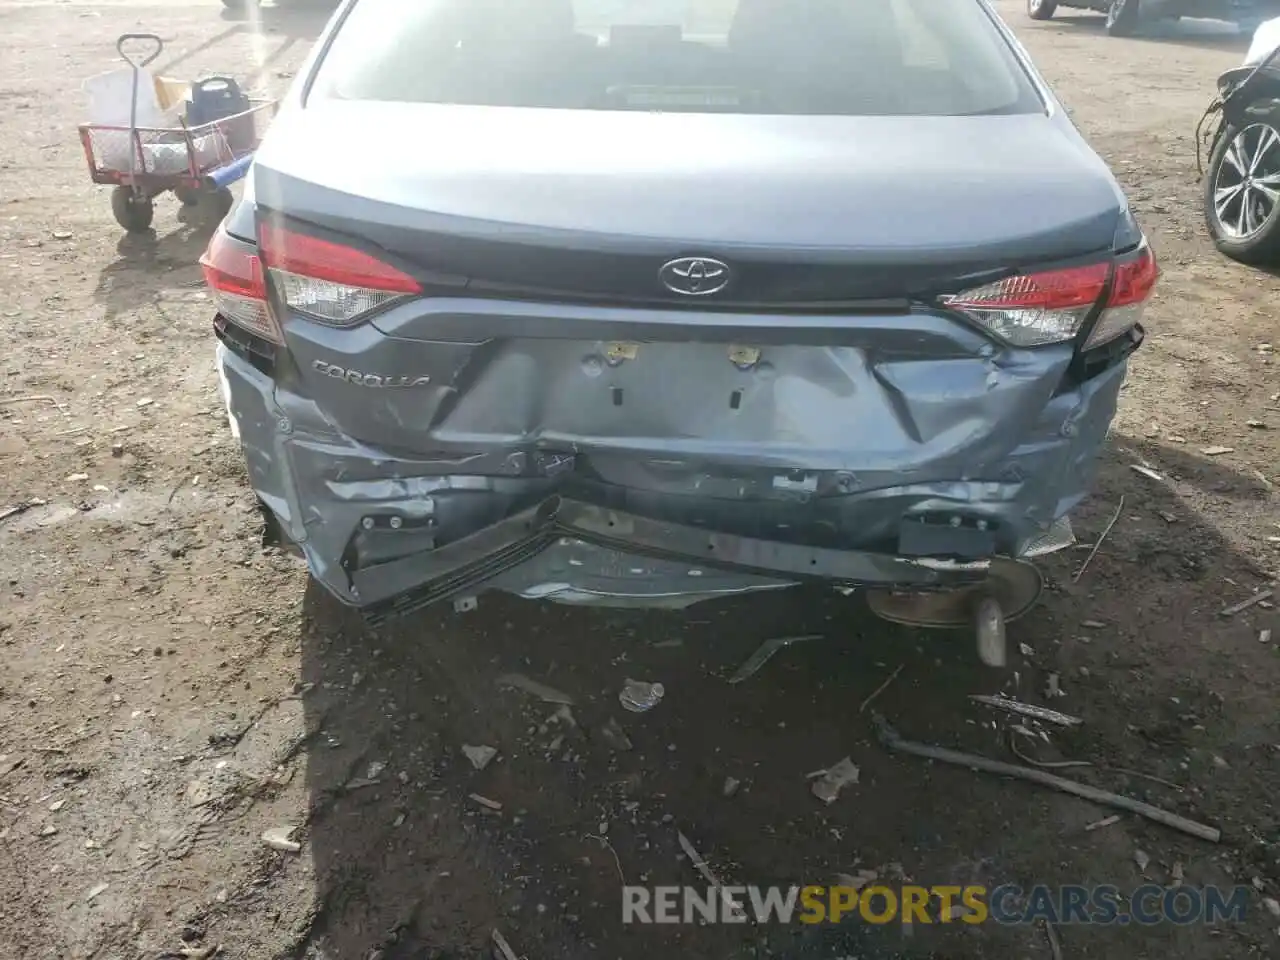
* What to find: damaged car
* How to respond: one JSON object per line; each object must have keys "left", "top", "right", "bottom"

{"left": 202, "top": 0, "right": 1158, "bottom": 665}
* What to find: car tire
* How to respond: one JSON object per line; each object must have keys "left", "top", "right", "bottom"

{"left": 1028, "top": 0, "right": 1058, "bottom": 19}
{"left": 1205, "top": 113, "right": 1280, "bottom": 265}
{"left": 1105, "top": 0, "right": 1141, "bottom": 35}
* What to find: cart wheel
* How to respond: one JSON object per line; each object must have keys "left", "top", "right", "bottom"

{"left": 111, "top": 186, "right": 154, "bottom": 233}
{"left": 175, "top": 186, "right": 201, "bottom": 207}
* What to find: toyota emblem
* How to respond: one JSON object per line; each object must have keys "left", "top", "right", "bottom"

{"left": 659, "top": 257, "right": 731, "bottom": 296}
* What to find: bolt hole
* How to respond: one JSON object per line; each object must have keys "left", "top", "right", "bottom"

{"left": 612, "top": 387, "right": 623, "bottom": 407}
{"left": 729, "top": 389, "right": 742, "bottom": 410}
{"left": 810, "top": 558, "right": 817, "bottom": 566}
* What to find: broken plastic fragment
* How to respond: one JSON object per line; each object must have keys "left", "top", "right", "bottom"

{"left": 727, "top": 635, "right": 822, "bottom": 684}
{"left": 810, "top": 757, "right": 860, "bottom": 804}
{"left": 619, "top": 679, "right": 665, "bottom": 713}
{"left": 462, "top": 744, "right": 497, "bottom": 771}
{"left": 496, "top": 673, "right": 574, "bottom": 705}
{"left": 261, "top": 826, "right": 301, "bottom": 853}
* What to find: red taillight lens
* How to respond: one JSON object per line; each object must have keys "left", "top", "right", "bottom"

{"left": 944, "top": 263, "right": 1109, "bottom": 348}
{"left": 944, "top": 241, "right": 1157, "bottom": 349}
{"left": 200, "top": 226, "right": 281, "bottom": 345}
{"left": 1083, "top": 242, "right": 1159, "bottom": 349}
{"left": 259, "top": 225, "right": 421, "bottom": 326}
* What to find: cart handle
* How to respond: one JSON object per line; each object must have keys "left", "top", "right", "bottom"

{"left": 117, "top": 34, "right": 164, "bottom": 70}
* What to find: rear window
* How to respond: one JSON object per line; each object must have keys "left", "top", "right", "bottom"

{"left": 312, "top": 0, "right": 1043, "bottom": 117}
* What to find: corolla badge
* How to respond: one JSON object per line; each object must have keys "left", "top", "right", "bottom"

{"left": 312, "top": 360, "right": 430, "bottom": 388}
{"left": 659, "top": 257, "right": 731, "bottom": 296}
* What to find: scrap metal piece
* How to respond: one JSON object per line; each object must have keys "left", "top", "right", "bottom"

{"left": 970, "top": 694, "right": 1083, "bottom": 728}
{"left": 727, "top": 635, "right": 822, "bottom": 684}
{"left": 1220, "top": 589, "right": 1273, "bottom": 617}
{"left": 676, "top": 830, "right": 746, "bottom": 920}
{"left": 496, "top": 673, "right": 575, "bottom": 705}
{"left": 619, "top": 679, "right": 665, "bottom": 713}
{"left": 872, "top": 712, "right": 1221, "bottom": 843}
{"left": 810, "top": 757, "right": 860, "bottom": 804}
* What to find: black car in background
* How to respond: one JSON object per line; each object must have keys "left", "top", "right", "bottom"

{"left": 1029, "top": 0, "right": 1280, "bottom": 36}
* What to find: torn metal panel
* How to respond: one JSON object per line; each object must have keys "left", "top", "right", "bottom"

{"left": 217, "top": 322, "right": 1126, "bottom": 613}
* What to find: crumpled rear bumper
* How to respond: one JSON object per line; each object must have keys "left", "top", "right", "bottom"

{"left": 216, "top": 338, "right": 1125, "bottom": 618}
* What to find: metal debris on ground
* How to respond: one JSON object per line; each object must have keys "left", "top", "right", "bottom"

{"left": 1008, "top": 729, "right": 1090, "bottom": 770}
{"left": 1171, "top": 862, "right": 1185, "bottom": 886}
{"left": 469, "top": 793, "right": 503, "bottom": 811}
{"left": 1263, "top": 897, "right": 1280, "bottom": 919}
{"left": 1084, "top": 814, "right": 1121, "bottom": 832}
{"left": 462, "top": 744, "right": 498, "bottom": 771}
{"left": 859, "top": 663, "right": 905, "bottom": 713}
{"left": 722, "top": 777, "right": 741, "bottom": 798}
{"left": 261, "top": 827, "right": 301, "bottom": 853}
{"left": 871, "top": 712, "right": 1220, "bottom": 842}
{"left": 1072, "top": 495, "right": 1124, "bottom": 582}
{"left": 1134, "top": 849, "right": 1150, "bottom": 873}
{"left": 619, "top": 679, "right": 665, "bottom": 713}
{"left": 491, "top": 928, "right": 520, "bottom": 960}
{"left": 585, "top": 832, "right": 626, "bottom": 884}
{"left": 727, "top": 634, "right": 823, "bottom": 684}
{"left": 1129, "top": 465, "right": 1163, "bottom": 481}
{"left": 1220, "top": 589, "right": 1274, "bottom": 618}
{"left": 1045, "top": 674, "right": 1063, "bottom": 699}
{"left": 85, "top": 882, "right": 108, "bottom": 902}
{"left": 676, "top": 830, "right": 746, "bottom": 920}
{"left": 1201, "top": 446, "right": 1234, "bottom": 456}
{"left": 970, "top": 694, "right": 1083, "bottom": 728}
{"left": 1043, "top": 918, "right": 1064, "bottom": 960}
{"left": 496, "top": 673, "right": 575, "bottom": 705}
{"left": 1081, "top": 620, "right": 1106, "bottom": 629}
{"left": 178, "top": 946, "right": 219, "bottom": 960}
{"left": 810, "top": 757, "right": 861, "bottom": 805}
{"left": 597, "top": 718, "right": 632, "bottom": 752}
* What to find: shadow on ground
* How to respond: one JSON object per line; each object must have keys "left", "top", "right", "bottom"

{"left": 92, "top": 218, "right": 220, "bottom": 322}
{"left": 1044, "top": 10, "right": 1252, "bottom": 49}
{"left": 290, "top": 438, "right": 1280, "bottom": 959}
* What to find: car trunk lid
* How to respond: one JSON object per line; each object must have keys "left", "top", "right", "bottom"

{"left": 250, "top": 102, "right": 1124, "bottom": 306}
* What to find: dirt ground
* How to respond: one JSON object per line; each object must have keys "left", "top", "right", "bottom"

{"left": 2, "top": 1, "right": 1280, "bottom": 958}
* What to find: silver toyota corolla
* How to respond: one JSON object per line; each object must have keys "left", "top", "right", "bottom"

{"left": 202, "top": 0, "right": 1157, "bottom": 652}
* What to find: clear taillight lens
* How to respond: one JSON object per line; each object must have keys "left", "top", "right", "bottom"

{"left": 943, "top": 242, "right": 1158, "bottom": 349}
{"left": 258, "top": 225, "right": 421, "bottom": 326}
{"left": 200, "top": 226, "right": 281, "bottom": 345}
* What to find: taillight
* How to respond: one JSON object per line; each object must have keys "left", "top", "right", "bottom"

{"left": 943, "top": 242, "right": 1158, "bottom": 349}
{"left": 259, "top": 224, "right": 421, "bottom": 326}
{"left": 1082, "top": 242, "right": 1159, "bottom": 349}
{"left": 200, "top": 226, "right": 281, "bottom": 345}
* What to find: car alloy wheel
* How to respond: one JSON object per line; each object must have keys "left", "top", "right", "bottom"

{"left": 1211, "top": 122, "right": 1280, "bottom": 241}
{"left": 1028, "top": 0, "right": 1058, "bottom": 19}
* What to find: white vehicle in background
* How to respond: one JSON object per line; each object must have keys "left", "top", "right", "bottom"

{"left": 1028, "top": 0, "right": 1280, "bottom": 37}
{"left": 1201, "top": 17, "right": 1280, "bottom": 262}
